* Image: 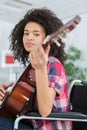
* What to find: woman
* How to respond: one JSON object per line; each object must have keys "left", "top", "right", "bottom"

{"left": 0, "top": 7, "right": 72, "bottom": 130}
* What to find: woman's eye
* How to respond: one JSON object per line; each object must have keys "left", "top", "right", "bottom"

{"left": 24, "top": 33, "right": 28, "bottom": 35}
{"left": 34, "top": 33, "right": 40, "bottom": 36}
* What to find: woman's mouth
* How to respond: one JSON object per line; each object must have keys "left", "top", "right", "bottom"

{"left": 25, "top": 42, "right": 34, "bottom": 47}
{"left": 24, "top": 42, "right": 36, "bottom": 52}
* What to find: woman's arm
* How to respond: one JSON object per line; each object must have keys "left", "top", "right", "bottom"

{"left": 29, "top": 45, "right": 56, "bottom": 117}
{"left": 35, "top": 66, "right": 56, "bottom": 117}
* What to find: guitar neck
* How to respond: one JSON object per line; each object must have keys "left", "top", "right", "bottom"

{"left": 43, "top": 15, "right": 81, "bottom": 47}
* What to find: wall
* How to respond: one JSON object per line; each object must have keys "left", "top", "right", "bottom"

{"left": 64, "top": 13, "right": 87, "bottom": 68}
{"left": 0, "top": 21, "right": 24, "bottom": 83}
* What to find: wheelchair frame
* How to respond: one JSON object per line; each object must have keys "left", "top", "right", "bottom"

{"left": 13, "top": 79, "right": 87, "bottom": 130}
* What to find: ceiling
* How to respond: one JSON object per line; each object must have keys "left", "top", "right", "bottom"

{"left": 0, "top": 0, "right": 87, "bottom": 24}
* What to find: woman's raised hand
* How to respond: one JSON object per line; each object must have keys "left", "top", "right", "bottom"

{"left": 29, "top": 44, "right": 50, "bottom": 70}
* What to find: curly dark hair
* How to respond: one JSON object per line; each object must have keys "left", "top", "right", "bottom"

{"left": 9, "top": 7, "right": 66, "bottom": 66}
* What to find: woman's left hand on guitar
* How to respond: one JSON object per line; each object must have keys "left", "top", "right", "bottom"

{"left": 0, "top": 82, "right": 14, "bottom": 101}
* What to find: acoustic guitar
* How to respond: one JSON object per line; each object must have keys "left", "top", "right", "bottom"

{"left": 0, "top": 15, "right": 81, "bottom": 118}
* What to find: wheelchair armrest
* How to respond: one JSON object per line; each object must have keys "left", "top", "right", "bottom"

{"left": 28, "top": 111, "right": 87, "bottom": 120}
{"left": 14, "top": 112, "right": 87, "bottom": 130}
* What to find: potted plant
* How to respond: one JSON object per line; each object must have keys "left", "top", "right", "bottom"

{"left": 64, "top": 45, "right": 87, "bottom": 84}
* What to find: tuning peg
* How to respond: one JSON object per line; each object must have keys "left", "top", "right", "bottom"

{"left": 61, "top": 38, "right": 67, "bottom": 43}
{"left": 60, "top": 30, "right": 67, "bottom": 38}
{"left": 43, "top": 35, "right": 51, "bottom": 45}
{"left": 66, "top": 33, "right": 73, "bottom": 39}
{"left": 52, "top": 38, "right": 61, "bottom": 47}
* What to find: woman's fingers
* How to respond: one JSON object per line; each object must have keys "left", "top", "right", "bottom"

{"left": 0, "top": 85, "right": 6, "bottom": 100}
{"left": 45, "top": 44, "right": 50, "bottom": 55}
{"left": 29, "top": 44, "right": 50, "bottom": 69}
{"left": 5, "top": 82, "right": 14, "bottom": 88}
{"left": 0, "top": 82, "right": 14, "bottom": 101}
{"left": 0, "top": 82, "right": 14, "bottom": 89}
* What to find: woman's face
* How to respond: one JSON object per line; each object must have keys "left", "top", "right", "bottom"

{"left": 23, "top": 22, "right": 46, "bottom": 52}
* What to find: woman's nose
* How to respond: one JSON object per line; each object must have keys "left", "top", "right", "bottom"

{"left": 27, "top": 33, "right": 33, "bottom": 40}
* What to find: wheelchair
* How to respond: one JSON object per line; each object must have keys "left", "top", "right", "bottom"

{"left": 13, "top": 79, "right": 87, "bottom": 130}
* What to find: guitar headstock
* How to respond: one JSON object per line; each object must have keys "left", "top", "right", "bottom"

{"left": 43, "top": 15, "right": 81, "bottom": 47}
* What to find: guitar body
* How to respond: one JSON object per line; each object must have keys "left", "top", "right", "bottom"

{"left": 0, "top": 64, "right": 36, "bottom": 118}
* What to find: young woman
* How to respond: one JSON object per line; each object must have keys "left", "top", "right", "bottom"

{"left": 0, "top": 8, "right": 72, "bottom": 130}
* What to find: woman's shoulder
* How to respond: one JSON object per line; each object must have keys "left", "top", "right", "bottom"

{"left": 48, "top": 56, "right": 66, "bottom": 72}
{"left": 48, "top": 56, "right": 61, "bottom": 65}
